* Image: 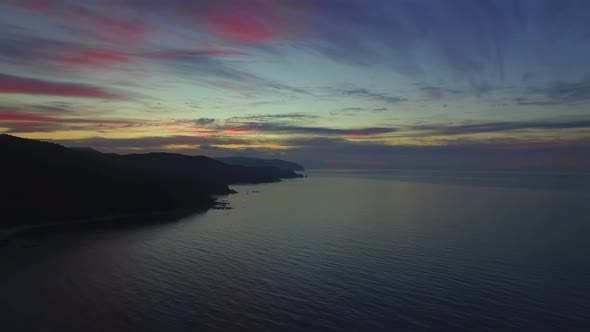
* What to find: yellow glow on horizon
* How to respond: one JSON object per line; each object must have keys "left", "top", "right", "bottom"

{"left": 113, "top": 147, "right": 145, "bottom": 151}
{"left": 162, "top": 144, "right": 201, "bottom": 150}
{"left": 7, "top": 127, "right": 589, "bottom": 152}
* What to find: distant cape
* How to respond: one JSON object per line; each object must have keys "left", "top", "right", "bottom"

{"left": 216, "top": 157, "right": 305, "bottom": 171}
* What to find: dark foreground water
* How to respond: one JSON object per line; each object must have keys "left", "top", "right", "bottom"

{"left": 1, "top": 170, "right": 590, "bottom": 331}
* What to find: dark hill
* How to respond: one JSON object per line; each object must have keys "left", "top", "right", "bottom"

{"left": 69, "top": 147, "right": 101, "bottom": 153}
{"left": 120, "top": 153, "right": 303, "bottom": 184}
{"left": 216, "top": 157, "right": 305, "bottom": 171}
{"left": 0, "top": 134, "right": 301, "bottom": 227}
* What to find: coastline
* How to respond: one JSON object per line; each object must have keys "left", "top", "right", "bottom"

{"left": 0, "top": 196, "right": 236, "bottom": 242}
{"left": 0, "top": 209, "right": 203, "bottom": 241}
{"left": 0, "top": 177, "right": 299, "bottom": 241}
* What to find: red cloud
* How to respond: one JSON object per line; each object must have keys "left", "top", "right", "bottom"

{"left": 207, "top": 13, "right": 275, "bottom": 43}
{"left": 147, "top": 49, "right": 241, "bottom": 60}
{"left": 203, "top": 0, "right": 307, "bottom": 44}
{"left": 52, "top": 50, "right": 134, "bottom": 66}
{"left": 0, "top": 109, "right": 146, "bottom": 133}
{"left": 0, "top": 74, "right": 122, "bottom": 99}
{"left": 0, "top": 110, "right": 62, "bottom": 133}
{"left": 0, "top": 112, "right": 55, "bottom": 122}
{"left": 205, "top": 1, "right": 278, "bottom": 44}
{"left": 72, "top": 8, "right": 150, "bottom": 45}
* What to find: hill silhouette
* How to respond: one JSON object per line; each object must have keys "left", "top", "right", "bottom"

{"left": 121, "top": 153, "right": 302, "bottom": 184}
{"left": 0, "top": 134, "right": 302, "bottom": 227}
{"left": 216, "top": 157, "right": 305, "bottom": 171}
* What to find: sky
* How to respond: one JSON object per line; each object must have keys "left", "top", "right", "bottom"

{"left": 1, "top": 0, "right": 589, "bottom": 169}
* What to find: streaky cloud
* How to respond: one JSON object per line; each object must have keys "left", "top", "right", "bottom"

{"left": 0, "top": 73, "right": 124, "bottom": 99}
{"left": 343, "top": 88, "right": 406, "bottom": 104}
{"left": 413, "top": 119, "right": 590, "bottom": 136}
{"left": 222, "top": 122, "right": 395, "bottom": 137}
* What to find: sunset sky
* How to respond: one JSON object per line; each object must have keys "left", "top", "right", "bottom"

{"left": 1, "top": 0, "right": 589, "bottom": 169}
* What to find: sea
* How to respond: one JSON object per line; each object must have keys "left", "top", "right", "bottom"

{"left": 1, "top": 170, "right": 589, "bottom": 331}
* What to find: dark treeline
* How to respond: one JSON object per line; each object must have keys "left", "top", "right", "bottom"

{"left": 0, "top": 134, "right": 302, "bottom": 227}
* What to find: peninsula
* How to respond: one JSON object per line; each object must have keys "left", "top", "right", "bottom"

{"left": 0, "top": 134, "right": 303, "bottom": 228}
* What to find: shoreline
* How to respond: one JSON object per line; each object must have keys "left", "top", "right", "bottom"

{"left": 0, "top": 177, "right": 298, "bottom": 242}
{"left": 0, "top": 208, "right": 205, "bottom": 241}
{"left": 0, "top": 196, "right": 237, "bottom": 241}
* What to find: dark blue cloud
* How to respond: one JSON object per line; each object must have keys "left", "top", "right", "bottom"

{"left": 223, "top": 122, "right": 396, "bottom": 137}
{"left": 227, "top": 113, "right": 320, "bottom": 122}
{"left": 413, "top": 119, "right": 590, "bottom": 135}
{"left": 343, "top": 88, "right": 407, "bottom": 103}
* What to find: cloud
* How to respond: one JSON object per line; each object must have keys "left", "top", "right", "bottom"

{"left": 419, "top": 86, "right": 461, "bottom": 100}
{"left": 0, "top": 111, "right": 55, "bottom": 122}
{"left": 70, "top": 7, "right": 151, "bottom": 45}
{"left": 331, "top": 107, "right": 389, "bottom": 116}
{"left": 0, "top": 17, "right": 305, "bottom": 95}
{"left": 0, "top": 73, "right": 124, "bottom": 99}
{"left": 7, "top": 0, "right": 299, "bottom": 45}
{"left": 0, "top": 107, "right": 146, "bottom": 133}
{"left": 0, "top": 35, "right": 76, "bottom": 66}
{"left": 514, "top": 99, "right": 564, "bottom": 106}
{"left": 161, "top": 55, "right": 309, "bottom": 96}
{"left": 5, "top": 0, "right": 590, "bottom": 86}
{"left": 2, "top": 0, "right": 590, "bottom": 165}
{"left": 0, "top": 33, "right": 138, "bottom": 72}
{"left": 195, "top": 118, "right": 216, "bottom": 126}
{"left": 277, "top": 137, "right": 590, "bottom": 171}
{"left": 205, "top": 8, "right": 275, "bottom": 43}
{"left": 412, "top": 119, "right": 590, "bottom": 136}
{"left": 52, "top": 134, "right": 255, "bottom": 154}
{"left": 522, "top": 78, "right": 590, "bottom": 105}
{"left": 0, "top": 32, "right": 238, "bottom": 68}
{"left": 226, "top": 113, "right": 320, "bottom": 122}
{"left": 51, "top": 50, "right": 134, "bottom": 66}
{"left": 221, "top": 122, "right": 395, "bottom": 137}
{"left": 49, "top": 134, "right": 590, "bottom": 171}
{"left": 3, "top": 0, "right": 589, "bottom": 102}
{"left": 146, "top": 49, "right": 241, "bottom": 60}
{"left": 343, "top": 88, "right": 406, "bottom": 103}
{"left": 293, "top": 0, "right": 518, "bottom": 79}
{"left": 0, "top": 105, "right": 393, "bottom": 138}
{"left": 220, "top": 111, "right": 393, "bottom": 137}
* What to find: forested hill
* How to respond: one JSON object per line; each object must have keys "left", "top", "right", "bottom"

{"left": 0, "top": 134, "right": 302, "bottom": 227}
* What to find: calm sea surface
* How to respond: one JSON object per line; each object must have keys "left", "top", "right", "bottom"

{"left": 1, "top": 170, "right": 590, "bottom": 331}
